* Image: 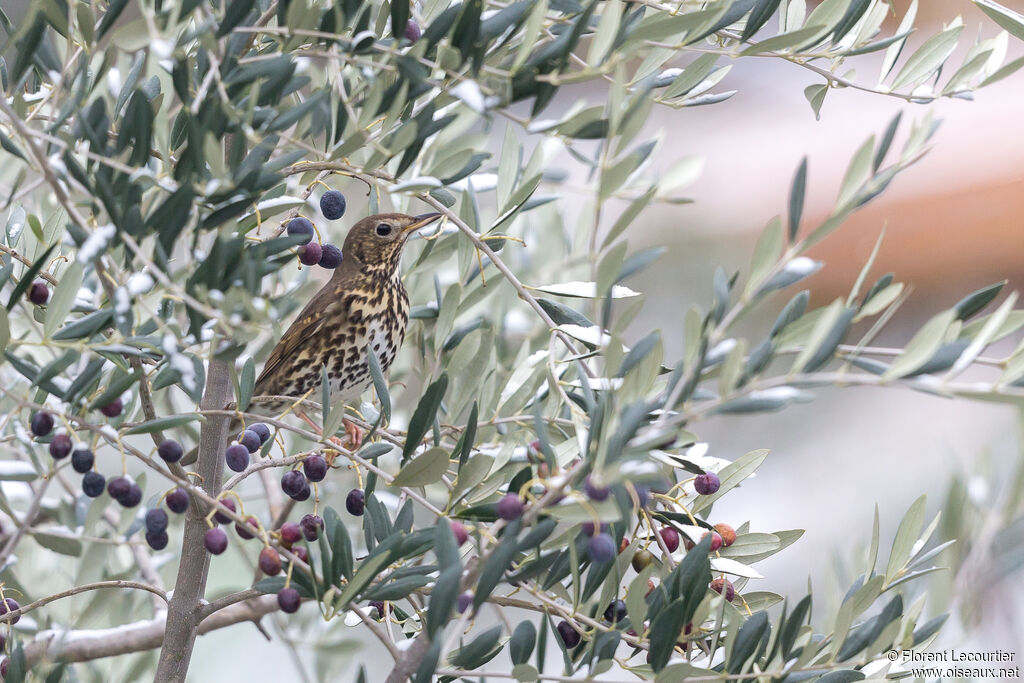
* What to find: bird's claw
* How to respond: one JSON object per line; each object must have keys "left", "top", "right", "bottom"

{"left": 343, "top": 418, "right": 364, "bottom": 450}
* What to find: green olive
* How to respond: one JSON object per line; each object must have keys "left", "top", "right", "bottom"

{"left": 631, "top": 549, "right": 655, "bottom": 572}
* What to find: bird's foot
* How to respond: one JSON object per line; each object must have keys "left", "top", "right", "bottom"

{"left": 343, "top": 418, "right": 364, "bottom": 451}
{"left": 294, "top": 410, "right": 361, "bottom": 464}
{"left": 323, "top": 419, "right": 361, "bottom": 467}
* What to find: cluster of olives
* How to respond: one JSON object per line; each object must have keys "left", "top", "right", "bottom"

{"left": 279, "top": 452, "right": 328, "bottom": 502}
{"left": 346, "top": 451, "right": 735, "bottom": 636}
{"left": 33, "top": 409, "right": 132, "bottom": 500}
{"left": 224, "top": 423, "right": 272, "bottom": 472}
{"left": 197, "top": 497, "right": 315, "bottom": 613}
{"left": 32, "top": 404, "right": 325, "bottom": 616}
{"left": 502, "top": 453, "right": 737, "bottom": 651}
{"left": 205, "top": 511, "right": 319, "bottom": 613}
{"left": 128, "top": 438, "right": 195, "bottom": 550}
{"left": 285, "top": 189, "right": 347, "bottom": 268}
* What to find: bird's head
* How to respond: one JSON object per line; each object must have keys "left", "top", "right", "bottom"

{"left": 341, "top": 212, "right": 442, "bottom": 276}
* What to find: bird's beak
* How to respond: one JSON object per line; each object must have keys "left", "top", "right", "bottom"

{"left": 403, "top": 212, "right": 443, "bottom": 233}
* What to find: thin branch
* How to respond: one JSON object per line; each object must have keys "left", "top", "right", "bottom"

{"left": 350, "top": 601, "right": 403, "bottom": 661}
{"left": 0, "top": 244, "right": 60, "bottom": 286}
{"left": 199, "top": 408, "right": 446, "bottom": 517}
{"left": 0, "top": 580, "right": 167, "bottom": 624}
{"left": 197, "top": 587, "right": 264, "bottom": 619}
{"left": 0, "top": 97, "right": 95, "bottom": 233}
{"left": 0, "top": 476, "right": 53, "bottom": 569}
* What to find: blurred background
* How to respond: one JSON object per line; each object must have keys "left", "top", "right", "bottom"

{"left": 623, "top": 0, "right": 1024, "bottom": 664}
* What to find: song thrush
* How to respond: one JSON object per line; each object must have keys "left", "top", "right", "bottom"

{"left": 183, "top": 211, "right": 442, "bottom": 464}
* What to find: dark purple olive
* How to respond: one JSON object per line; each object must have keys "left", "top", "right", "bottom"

{"left": 604, "top": 599, "right": 627, "bottom": 623}
{"left": 660, "top": 527, "right": 680, "bottom": 552}
{"left": 286, "top": 217, "right": 314, "bottom": 244}
{"left": 298, "top": 243, "right": 322, "bottom": 266}
{"left": 300, "top": 514, "right": 324, "bottom": 541}
{"left": 259, "top": 547, "right": 282, "bottom": 575}
{"left": 456, "top": 591, "right": 473, "bottom": 614}
{"left": 556, "top": 620, "right": 580, "bottom": 648}
{"left": 587, "top": 533, "right": 616, "bottom": 563}
{"left": 145, "top": 508, "right": 169, "bottom": 534}
{"left": 225, "top": 443, "right": 249, "bottom": 472}
{"left": 236, "top": 515, "right": 259, "bottom": 540}
{"left": 0, "top": 598, "right": 21, "bottom": 625}
{"left": 346, "top": 489, "right": 365, "bottom": 516}
{"left": 157, "top": 439, "right": 183, "bottom": 463}
{"left": 145, "top": 530, "right": 169, "bottom": 550}
{"left": 496, "top": 493, "right": 524, "bottom": 521}
{"left": 204, "top": 527, "right": 228, "bottom": 555}
{"left": 28, "top": 280, "right": 49, "bottom": 305}
{"left": 694, "top": 472, "right": 721, "bottom": 495}
{"left": 303, "top": 454, "right": 328, "bottom": 482}
{"left": 71, "top": 447, "right": 94, "bottom": 473}
{"left": 281, "top": 470, "right": 306, "bottom": 498}
{"left": 100, "top": 398, "right": 123, "bottom": 418}
{"left": 82, "top": 471, "right": 105, "bottom": 497}
{"left": 166, "top": 488, "right": 189, "bottom": 513}
{"left": 30, "top": 411, "right": 54, "bottom": 437}
{"left": 213, "top": 497, "right": 236, "bottom": 525}
{"left": 238, "top": 430, "right": 261, "bottom": 454}
{"left": 107, "top": 476, "right": 131, "bottom": 502}
{"left": 249, "top": 423, "right": 271, "bottom": 444}
{"left": 49, "top": 433, "right": 73, "bottom": 459}
{"left": 120, "top": 483, "right": 143, "bottom": 508}
{"left": 291, "top": 482, "right": 311, "bottom": 501}
{"left": 279, "top": 522, "right": 302, "bottom": 548}
{"left": 319, "top": 190, "right": 347, "bottom": 220}
{"left": 318, "top": 244, "right": 343, "bottom": 269}
{"left": 278, "top": 587, "right": 301, "bottom": 613}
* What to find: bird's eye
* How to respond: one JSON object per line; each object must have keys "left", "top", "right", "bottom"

{"left": 375, "top": 223, "right": 392, "bottom": 237}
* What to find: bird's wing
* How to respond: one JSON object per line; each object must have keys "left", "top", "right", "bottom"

{"left": 254, "top": 283, "right": 348, "bottom": 396}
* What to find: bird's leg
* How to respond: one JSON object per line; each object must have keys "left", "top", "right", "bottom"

{"left": 296, "top": 410, "right": 342, "bottom": 446}
{"left": 343, "top": 418, "right": 364, "bottom": 451}
{"left": 294, "top": 411, "right": 363, "bottom": 462}
{"left": 295, "top": 411, "right": 343, "bottom": 467}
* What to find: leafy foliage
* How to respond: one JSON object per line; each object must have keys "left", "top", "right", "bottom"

{"left": 0, "top": 0, "right": 1022, "bottom": 680}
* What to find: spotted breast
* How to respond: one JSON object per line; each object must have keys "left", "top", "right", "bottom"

{"left": 252, "top": 271, "right": 410, "bottom": 412}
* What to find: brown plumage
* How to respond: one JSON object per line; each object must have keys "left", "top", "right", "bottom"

{"left": 253, "top": 212, "right": 441, "bottom": 409}
{"left": 183, "top": 212, "right": 441, "bottom": 464}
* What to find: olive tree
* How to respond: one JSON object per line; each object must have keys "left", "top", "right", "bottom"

{"left": 1, "top": 0, "right": 1024, "bottom": 680}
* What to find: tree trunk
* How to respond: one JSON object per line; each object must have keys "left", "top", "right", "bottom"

{"left": 153, "top": 357, "right": 232, "bottom": 682}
